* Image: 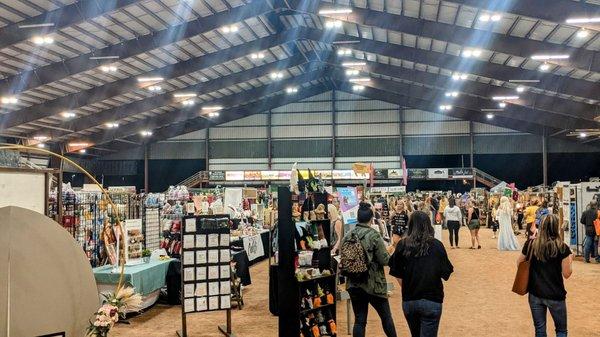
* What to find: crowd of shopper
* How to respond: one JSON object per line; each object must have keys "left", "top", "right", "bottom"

{"left": 341, "top": 192, "right": 589, "bottom": 337}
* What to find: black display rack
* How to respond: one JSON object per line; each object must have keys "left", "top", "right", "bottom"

{"left": 277, "top": 187, "right": 337, "bottom": 337}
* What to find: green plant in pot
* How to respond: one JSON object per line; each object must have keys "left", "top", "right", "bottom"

{"left": 141, "top": 249, "right": 152, "bottom": 263}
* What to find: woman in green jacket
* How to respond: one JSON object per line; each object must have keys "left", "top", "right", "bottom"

{"left": 342, "top": 202, "right": 397, "bottom": 337}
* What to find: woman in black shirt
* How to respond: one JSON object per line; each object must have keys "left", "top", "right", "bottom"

{"left": 390, "top": 202, "right": 410, "bottom": 244}
{"left": 389, "top": 211, "right": 454, "bottom": 337}
{"left": 518, "top": 214, "right": 573, "bottom": 337}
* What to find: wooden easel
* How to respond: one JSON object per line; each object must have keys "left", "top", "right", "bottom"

{"left": 177, "top": 309, "right": 235, "bottom": 337}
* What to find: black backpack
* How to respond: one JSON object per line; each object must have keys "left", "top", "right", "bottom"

{"left": 339, "top": 230, "right": 369, "bottom": 281}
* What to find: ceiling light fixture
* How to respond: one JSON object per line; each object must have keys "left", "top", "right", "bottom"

{"left": 516, "top": 86, "right": 526, "bottom": 93}
{"left": 566, "top": 17, "right": 600, "bottom": 24}
{"left": 509, "top": 79, "right": 540, "bottom": 83}
{"left": 79, "top": 149, "right": 86, "bottom": 154}
{"left": 318, "top": 8, "right": 353, "bottom": 15}
{"left": 341, "top": 61, "right": 366, "bottom": 67}
{"left": 352, "top": 85, "right": 365, "bottom": 92}
{"left": 492, "top": 96, "right": 519, "bottom": 100}
{"left": 324, "top": 20, "right": 343, "bottom": 29}
{"left": 69, "top": 142, "right": 89, "bottom": 147}
{"left": 173, "top": 93, "right": 197, "bottom": 98}
{"left": 100, "top": 65, "right": 118, "bottom": 73}
{"left": 182, "top": 100, "right": 195, "bottom": 106}
{"left": 491, "top": 14, "right": 502, "bottom": 22}
{"left": 349, "top": 77, "right": 371, "bottom": 83}
{"left": 462, "top": 49, "right": 482, "bottom": 58}
{"left": 140, "top": 130, "right": 153, "bottom": 137}
{"left": 137, "top": 77, "right": 164, "bottom": 82}
{"left": 147, "top": 85, "right": 162, "bottom": 92}
{"left": 19, "top": 23, "right": 55, "bottom": 29}
{"left": 36, "top": 143, "right": 46, "bottom": 148}
{"left": 498, "top": 102, "right": 507, "bottom": 108}
{"left": 34, "top": 136, "right": 49, "bottom": 141}
{"left": 89, "top": 55, "right": 119, "bottom": 60}
{"left": 250, "top": 52, "right": 265, "bottom": 59}
{"left": 531, "top": 54, "right": 570, "bottom": 60}
{"left": 61, "top": 111, "right": 76, "bottom": 118}
{"left": 579, "top": 132, "right": 588, "bottom": 138}
{"left": 486, "top": 113, "right": 495, "bottom": 119}
{"left": 539, "top": 63, "right": 551, "bottom": 71}
{"left": 445, "top": 91, "right": 459, "bottom": 97}
{"left": 32, "top": 36, "right": 54, "bottom": 45}
{"left": 479, "top": 14, "right": 502, "bottom": 22}
{"left": 576, "top": 30, "right": 590, "bottom": 38}
{"left": 451, "top": 73, "right": 468, "bottom": 81}
{"left": 285, "top": 87, "right": 298, "bottom": 94}
{"left": 221, "top": 25, "right": 239, "bottom": 33}
{"left": 1, "top": 96, "right": 18, "bottom": 104}
{"left": 208, "top": 112, "right": 220, "bottom": 118}
{"left": 202, "top": 106, "right": 223, "bottom": 111}
{"left": 346, "top": 69, "right": 359, "bottom": 76}
{"left": 269, "top": 72, "right": 284, "bottom": 80}
{"left": 105, "top": 122, "right": 119, "bottom": 128}
{"left": 439, "top": 105, "right": 452, "bottom": 111}
{"left": 337, "top": 48, "right": 352, "bottom": 56}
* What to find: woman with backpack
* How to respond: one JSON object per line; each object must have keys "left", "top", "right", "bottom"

{"left": 340, "top": 202, "right": 397, "bottom": 337}
{"left": 389, "top": 211, "right": 454, "bottom": 337}
{"left": 518, "top": 214, "right": 572, "bottom": 337}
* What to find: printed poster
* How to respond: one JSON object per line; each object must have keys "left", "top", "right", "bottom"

{"left": 337, "top": 187, "right": 359, "bottom": 225}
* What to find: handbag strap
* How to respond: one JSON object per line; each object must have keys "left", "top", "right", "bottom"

{"left": 525, "top": 241, "right": 534, "bottom": 261}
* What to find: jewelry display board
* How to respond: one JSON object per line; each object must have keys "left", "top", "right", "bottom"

{"left": 178, "top": 214, "right": 235, "bottom": 337}
{"left": 144, "top": 207, "right": 161, "bottom": 252}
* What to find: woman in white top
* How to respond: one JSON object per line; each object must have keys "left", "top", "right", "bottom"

{"left": 328, "top": 203, "right": 343, "bottom": 254}
{"left": 497, "top": 196, "right": 520, "bottom": 251}
{"left": 443, "top": 198, "right": 463, "bottom": 249}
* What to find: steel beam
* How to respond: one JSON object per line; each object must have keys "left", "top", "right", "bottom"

{"left": 1, "top": 27, "right": 302, "bottom": 130}
{"left": 90, "top": 82, "right": 330, "bottom": 153}
{"left": 27, "top": 53, "right": 308, "bottom": 139}
{"left": 0, "top": 0, "right": 139, "bottom": 50}
{"left": 78, "top": 68, "right": 329, "bottom": 147}
{"left": 285, "top": 0, "right": 600, "bottom": 73}
{"left": 444, "top": 0, "right": 600, "bottom": 27}
{"left": 300, "top": 27, "right": 600, "bottom": 102}
{"left": 0, "top": 0, "right": 274, "bottom": 96}
{"left": 330, "top": 68, "right": 586, "bottom": 131}
{"left": 330, "top": 79, "right": 551, "bottom": 136}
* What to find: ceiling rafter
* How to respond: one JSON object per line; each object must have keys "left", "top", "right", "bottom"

{"left": 0, "top": 0, "right": 274, "bottom": 96}
{"left": 1, "top": 27, "right": 303, "bottom": 130}
{"left": 0, "top": 0, "right": 140, "bottom": 50}
{"left": 284, "top": 0, "right": 600, "bottom": 73}
{"left": 81, "top": 69, "right": 330, "bottom": 150}
{"left": 29, "top": 53, "right": 309, "bottom": 139}
{"left": 299, "top": 26, "right": 600, "bottom": 102}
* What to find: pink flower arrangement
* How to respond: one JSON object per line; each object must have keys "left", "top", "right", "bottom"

{"left": 86, "top": 286, "right": 142, "bottom": 336}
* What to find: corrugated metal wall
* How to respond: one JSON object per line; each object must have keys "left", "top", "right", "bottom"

{"left": 99, "top": 90, "right": 598, "bottom": 173}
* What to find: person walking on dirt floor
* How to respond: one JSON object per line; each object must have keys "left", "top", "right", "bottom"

{"left": 581, "top": 201, "right": 600, "bottom": 263}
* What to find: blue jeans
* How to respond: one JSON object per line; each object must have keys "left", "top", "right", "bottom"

{"left": 528, "top": 294, "right": 568, "bottom": 337}
{"left": 348, "top": 287, "right": 397, "bottom": 337}
{"left": 583, "top": 235, "right": 599, "bottom": 262}
{"left": 402, "top": 299, "right": 442, "bottom": 337}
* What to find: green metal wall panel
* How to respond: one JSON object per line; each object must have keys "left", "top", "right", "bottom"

{"left": 272, "top": 139, "right": 332, "bottom": 157}
{"left": 210, "top": 140, "right": 267, "bottom": 158}
{"left": 336, "top": 137, "right": 402, "bottom": 157}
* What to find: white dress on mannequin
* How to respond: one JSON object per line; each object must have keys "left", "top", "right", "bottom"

{"left": 497, "top": 208, "right": 520, "bottom": 251}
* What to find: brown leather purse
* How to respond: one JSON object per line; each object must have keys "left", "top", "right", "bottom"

{"left": 512, "top": 243, "right": 534, "bottom": 295}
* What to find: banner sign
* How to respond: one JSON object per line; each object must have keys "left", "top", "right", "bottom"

{"left": 388, "top": 186, "right": 406, "bottom": 193}
{"left": 369, "top": 187, "right": 389, "bottom": 193}
{"left": 260, "top": 171, "right": 279, "bottom": 180}
{"left": 427, "top": 168, "right": 449, "bottom": 179}
{"left": 243, "top": 234, "right": 265, "bottom": 262}
{"left": 387, "top": 169, "right": 403, "bottom": 179}
{"left": 337, "top": 187, "right": 359, "bottom": 225}
{"left": 244, "top": 171, "right": 261, "bottom": 180}
{"left": 408, "top": 169, "right": 427, "bottom": 179}
{"left": 225, "top": 171, "right": 244, "bottom": 181}
{"left": 373, "top": 169, "right": 387, "bottom": 180}
{"left": 449, "top": 168, "right": 473, "bottom": 179}
{"left": 209, "top": 171, "right": 225, "bottom": 181}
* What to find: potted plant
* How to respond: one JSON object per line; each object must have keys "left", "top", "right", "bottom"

{"left": 141, "top": 249, "right": 152, "bottom": 263}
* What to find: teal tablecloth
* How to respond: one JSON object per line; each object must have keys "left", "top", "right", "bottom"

{"left": 93, "top": 259, "right": 172, "bottom": 296}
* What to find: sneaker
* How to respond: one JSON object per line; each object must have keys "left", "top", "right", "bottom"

{"left": 585, "top": 260, "right": 591, "bottom": 263}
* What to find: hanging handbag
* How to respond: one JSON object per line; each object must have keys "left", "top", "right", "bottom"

{"left": 512, "top": 243, "right": 534, "bottom": 295}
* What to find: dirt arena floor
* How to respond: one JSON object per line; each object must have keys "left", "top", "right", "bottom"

{"left": 112, "top": 228, "right": 600, "bottom": 336}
